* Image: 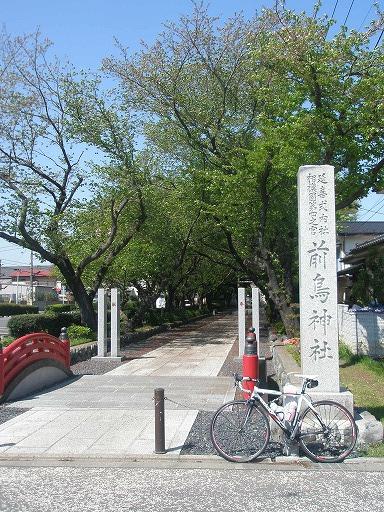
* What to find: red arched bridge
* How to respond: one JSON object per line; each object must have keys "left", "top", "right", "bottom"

{"left": 0, "top": 329, "right": 73, "bottom": 402}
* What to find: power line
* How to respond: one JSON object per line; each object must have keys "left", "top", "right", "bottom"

{"left": 359, "top": 3, "right": 374, "bottom": 31}
{"left": 357, "top": 196, "right": 384, "bottom": 224}
{"left": 358, "top": 193, "right": 384, "bottom": 217}
{"left": 0, "top": 258, "right": 32, "bottom": 266}
{"left": 343, "top": 0, "right": 355, "bottom": 26}
{"left": 358, "top": 205, "right": 384, "bottom": 217}
{"left": 331, "top": 0, "right": 339, "bottom": 19}
{"left": 374, "top": 28, "right": 384, "bottom": 49}
{"left": 0, "top": 247, "right": 28, "bottom": 253}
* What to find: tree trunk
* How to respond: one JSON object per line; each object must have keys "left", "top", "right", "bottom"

{"left": 71, "top": 282, "right": 97, "bottom": 332}
{"left": 166, "top": 286, "right": 176, "bottom": 311}
{"left": 249, "top": 254, "right": 300, "bottom": 338}
{"left": 57, "top": 259, "right": 97, "bottom": 332}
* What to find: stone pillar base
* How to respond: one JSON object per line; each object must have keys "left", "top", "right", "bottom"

{"left": 91, "top": 356, "right": 123, "bottom": 362}
{"left": 307, "top": 389, "right": 354, "bottom": 414}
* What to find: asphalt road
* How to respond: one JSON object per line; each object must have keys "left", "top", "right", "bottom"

{"left": 0, "top": 458, "right": 383, "bottom": 512}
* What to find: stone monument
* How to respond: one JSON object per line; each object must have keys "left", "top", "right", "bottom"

{"left": 251, "top": 285, "right": 260, "bottom": 355}
{"left": 92, "top": 287, "right": 122, "bottom": 361}
{"left": 298, "top": 165, "right": 352, "bottom": 409}
{"left": 238, "top": 287, "right": 246, "bottom": 356}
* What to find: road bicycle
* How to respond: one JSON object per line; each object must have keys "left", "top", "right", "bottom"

{"left": 210, "top": 373, "right": 357, "bottom": 463}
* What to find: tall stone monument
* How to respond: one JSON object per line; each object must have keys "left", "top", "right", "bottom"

{"left": 110, "top": 288, "right": 122, "bottom": 361}
{"left": 251, "top": 285, "right": 260, "bottom": 355}
{"left": 298, "top": 165, "right": 352, "bottom": 408}
{"left": 92, "top": 287, "right": 122, "bottom": 361}
{"left": 95, "top": 288, "right": 108, "bottom": 358}
{"left": 238, "top": 287, "right": 246, "bottom": 356}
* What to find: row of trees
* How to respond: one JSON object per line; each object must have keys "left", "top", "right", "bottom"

{"left": 1, "top": 3, "right": 383, "bottom": 334}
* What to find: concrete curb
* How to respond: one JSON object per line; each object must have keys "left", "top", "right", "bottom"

{"left": 0, "top": 453, "right": 382, "bottom": 471}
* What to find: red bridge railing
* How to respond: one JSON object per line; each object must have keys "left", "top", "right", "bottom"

{"left": 0, "top": 331, "right": 70, "bottom": 396}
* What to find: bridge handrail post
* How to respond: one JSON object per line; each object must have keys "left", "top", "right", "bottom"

{"left": 0, "top": 341, "right": 4, "bottom": 396}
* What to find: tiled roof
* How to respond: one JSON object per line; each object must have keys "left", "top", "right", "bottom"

{"left": 10, "top": 269, "right": 52, "bottom": 278}
{"left": 338, "top": 221, "right": 384, "bottom": 235}
{"left": 0, "top": 265, "right": 53, "bottom": 279}
{"left": 351, "top": 233, "right": 384, "bottom": 253}
{"left": 342, "top": 233, "right": 384, "bottom": 263}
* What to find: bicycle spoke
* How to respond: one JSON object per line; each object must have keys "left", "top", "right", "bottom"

{"left": 298, "top": 401, "right": 357, "bottom": 462}
{"left": 210, "top": 400, "right": 270, "bottom": 462}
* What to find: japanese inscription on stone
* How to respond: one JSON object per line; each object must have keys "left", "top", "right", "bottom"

{"left": 298, "top": 165, "right": 339, "bottom": 392}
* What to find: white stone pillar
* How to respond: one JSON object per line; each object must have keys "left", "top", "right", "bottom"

{"left": 96, "top": 288, "right": 108, "bottom": 358}
{"left": 251, "top": 286, "right": 260, "bottom": 355}
{"left": 298, "top": 165, "right": 339, "bottom": 392}
{"left": 238, "top": 287, "right": 246, "bottom": 356}
{"left": 110, "top": 288, "right": 122, "bottom": 361}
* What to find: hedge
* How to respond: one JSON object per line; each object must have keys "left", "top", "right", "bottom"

{"left": 8, "top": 311, "right": 82, "bottom": 338}
{"left": 45, "top": 303, "right": 80, "bottom": 313}
{"left": 143, "top": 307, "right": 207, "bottom": 327}
{"left": 0, "top": 303, "right": 39, "bottom": 317}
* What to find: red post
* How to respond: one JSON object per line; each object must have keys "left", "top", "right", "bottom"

{"left": 242, "top": 327, "right": 258, "bottom": 398}
{"left": 0, "top": 342, "right": 4, "bottom": 396}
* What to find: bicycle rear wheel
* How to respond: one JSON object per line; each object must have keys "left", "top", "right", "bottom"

{"left": 210, "top": 400, "right": 270, "bottom": 462}
{"left": 298, "top": 400, "right": 357, "bottom": 462}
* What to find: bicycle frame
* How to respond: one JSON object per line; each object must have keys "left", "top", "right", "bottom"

{"left": 247, "top": 386, "right": 324, "bottom": 441}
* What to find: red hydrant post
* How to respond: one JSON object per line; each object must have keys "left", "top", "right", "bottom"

{"left": 242, "top": 327, "right": 259, "bottom": 398}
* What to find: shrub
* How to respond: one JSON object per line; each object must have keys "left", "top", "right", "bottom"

{"left": 0, "top": 303, "right": 39, "bottom": 316}
{"left": 57, "top": 311, "right": 82, "bottom": 326}
{"left": 142, "top": 307, "right": 205, "bottom": 326}
{"left": 123, "top": 299, "right": 140, "bottom": 319}
{"left": 8, "top": 310, "right": 83, "bottom": 338}
{"left": 45, "top": 303, "right": 79, "bottom": 313}
{"left": 8, "top": 313, "right": 60, "bottom": 338}
{"left": 0, "top": 336, "right": 15, "bottom": 347}
{"left": 67, "top": 324, "right": 94, "bottom": 342}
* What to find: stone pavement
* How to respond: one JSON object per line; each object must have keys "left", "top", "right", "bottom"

{"left": 0, "top": 315, "right": 238, "bottom": 459}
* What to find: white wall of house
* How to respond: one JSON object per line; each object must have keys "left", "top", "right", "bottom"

{"left": 338, "top": 304, "right": 384, "bottom": 357}
{"left": 337, "top": 234, "right": 375, "bottom": 271}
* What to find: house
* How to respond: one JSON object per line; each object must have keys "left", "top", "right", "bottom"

{"left": 0, "top": 265, "right": 57, "bottom": 305}
{"left": 337, "top": 221, "right": 384, "bottom": 302}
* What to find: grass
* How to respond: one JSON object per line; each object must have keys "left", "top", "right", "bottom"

{"left": 69, "top": 337, "right": 95, "bottom": 347}
{"left": 285, "top": 344, "right": 301, "bottom": 365}
{"left": 0, "top": 336, "right": 15, "bottom": 348}
{"left": 338, "top": 343, "right": 384, "bottom": 457}
{"left": 1, "top": 335, "right": 95, "bottom": 348}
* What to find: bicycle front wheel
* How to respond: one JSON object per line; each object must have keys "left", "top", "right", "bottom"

{"left": 298, "top": 400, "right": 357, "bottom": 462}
{"left": 210, "top": 400, "right": 270, "bottom": 463}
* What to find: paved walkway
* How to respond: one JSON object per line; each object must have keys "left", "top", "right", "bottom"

{"left": 0, "top": 315, "right": 238, "bottom": 459}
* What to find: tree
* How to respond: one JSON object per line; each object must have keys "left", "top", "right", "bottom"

{"left": 0, "top": 32, "right": 146, "bottom": 330}
{"left": 104, "top": 3, "right": 384, "bottom": 335}
{"left": 102, "top": 173, "right": 236, "bottom": 316}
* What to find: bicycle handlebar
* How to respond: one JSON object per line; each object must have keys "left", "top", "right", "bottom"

{"left": 234, "top": 372, "right": 319, "bottom": 394}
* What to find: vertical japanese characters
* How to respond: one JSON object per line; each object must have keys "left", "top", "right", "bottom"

{"left": 307, "top": 172, "right": 333, "bottom": 361}
{"left": 298, "top": 165, "right": 339, "bottom": 392}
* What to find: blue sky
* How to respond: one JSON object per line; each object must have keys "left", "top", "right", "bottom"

{"left": 0, "top": 0, "right": 383, "bottom": 265}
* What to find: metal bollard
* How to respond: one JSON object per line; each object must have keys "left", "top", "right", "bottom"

{"left": 154, "top": 388, "right": 166, "bottom": 454}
